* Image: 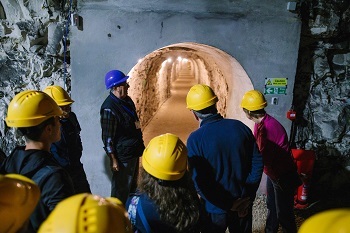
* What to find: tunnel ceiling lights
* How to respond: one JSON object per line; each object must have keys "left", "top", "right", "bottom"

{"left": 137, "top": 54, "right": 189, "bottom": 67}
{"left": 161, "top": 59, "right": 172, "bottom": 66}
{"left": 161, "top": 60, "right": 168, "bottom": 67}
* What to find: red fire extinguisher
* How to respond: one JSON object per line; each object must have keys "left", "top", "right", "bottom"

{"left": 291, "top": 149, "right": 316, "bottom": 209}
{"left": 287, "top": 108, "right": 296, "bottom": 121}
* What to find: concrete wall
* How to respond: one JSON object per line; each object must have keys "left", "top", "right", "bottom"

{"left": 70, "top": 0, "right": 301, "bottom": 196}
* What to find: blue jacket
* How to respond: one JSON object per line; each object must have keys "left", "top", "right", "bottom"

{"left": 126, "top": 193, "right": 178, "bottom": 233}
{"left": 0, "top": 147, "right": 74, "bottom": 232}
{"left": 187, "top": 114, "right": 263, "bottom": 214}
{"left": 126, "top": 193, "right": 201, "bottom": 233}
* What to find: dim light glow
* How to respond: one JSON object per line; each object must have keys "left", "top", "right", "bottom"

{"left": 161, "top": 60, "right": 168, "bottom": 67}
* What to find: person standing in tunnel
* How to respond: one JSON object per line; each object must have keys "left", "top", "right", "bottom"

{"left": 240, "top": 90, "right": 301, "bottom": 233}
{"left": 0, "top": 90, "right": 74, "bottom": 232}
{"left": 126, "top": 133, "right": 201, "bottom": 233}
{"left": 186, "top": 84, "right": 264, "bottom": 233}
{"left": 100, "top": 69, "right": 145, "bottom": 204}
{"left": 43, "top": 85, "right": 91, "bottom": 194}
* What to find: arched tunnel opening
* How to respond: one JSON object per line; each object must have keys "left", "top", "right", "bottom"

{"left": 127, "top": 42, "right": 255, "bottom": 145}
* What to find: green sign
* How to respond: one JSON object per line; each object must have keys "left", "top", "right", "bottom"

{"left": 264, "top": 87, "right": 287, "bottom": 95}
{"left": 265, "top": 78, "right": 288, "bottom": 87}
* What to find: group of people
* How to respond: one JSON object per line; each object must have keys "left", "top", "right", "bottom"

{"left": 0, "top": 68, "right": 337, "bottom": 233}
{"left": 0, "top": 85, "right": 91, "bottom": 232}
{"left": 93, "top": 70, "right": 301, "bottom": 233}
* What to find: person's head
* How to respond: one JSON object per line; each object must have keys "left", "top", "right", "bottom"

{"left": 38, "top": 193, "right": 132, "bottom": 233}
{"left": 5, "top": 90, "right": 64, "bottom": 143}
{"left": 0, "top": 174, "right": 41, "bottom": 233}
{"left": 43, "top": 85, "right": 74, "bottom": 114}
{"left": 298, "top": 208, "right": 350, "bottom": 233}
{"left": 240, "top": 90, "right": 267, "bottom": 121}
{"left": 142, "top": 133, "right": 188, "bottom": 183}
{"left": 186, "top": 84, "right": 218, "bottom": 120}
{"left": 140, "top": 133, "right": 199, "bottom": 232}
{"left": 105, "top": 70, "right": 130, "bottom": 99}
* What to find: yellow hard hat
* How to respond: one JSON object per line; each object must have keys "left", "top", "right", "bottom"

{"left": 186, "top": 84, "right": 218, "bottom": 111}
{"left": 43, "top": 85, "right": 74, "bottom": 106}
{"left": 106, "top": 197, "right": 124, "bottom": 206}
{"left": 0, "top": 174, "right": 41, "bottom": 233}
{"left": 38, "top": 194, "right": 132, "bottom": 233}
{"left": 240, "top": 90, "right": 267, "bottom": 111}
{"left": 298, "top": 208, "right": 350, "bottom": 233}
{"left": 5, "top": 90, "right": 64, "bottom": 127}
{"left": 142, "top": 133, "right": 187, "bottom": 181}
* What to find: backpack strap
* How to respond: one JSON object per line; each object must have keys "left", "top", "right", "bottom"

{"left": 137, "top": 197, "right": 153, "bottom": 233}
{"left": 128, "top": 196, "right": 153, "bottom": 233}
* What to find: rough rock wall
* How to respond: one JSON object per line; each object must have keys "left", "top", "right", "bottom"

{"left": 0, "top": 0, "right": 72, "bottom": 154}
{"left": 128, "top": 50, "right": 169, "bottom": 128}
{"left": 292, "top": 0, "right": 350, "bottom": 199}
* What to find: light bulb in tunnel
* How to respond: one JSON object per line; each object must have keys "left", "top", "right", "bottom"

{"left": 167, "top": 58, "right": 172, "bottom": 63}
{"left": 183, "top": 58, "right": 188, "bottom": 63}
{"left": 161, "top": 60, "right": 168, "bottom": 67}
{"left": 177, "top": 56, "right": 182, "bottom": 61}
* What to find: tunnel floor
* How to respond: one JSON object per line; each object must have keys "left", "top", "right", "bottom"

{"left": 142, "top": 71, "right": 198, "bottom": 145}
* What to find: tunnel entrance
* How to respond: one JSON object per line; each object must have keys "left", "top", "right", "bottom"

{"left": 141, "top": 62, "right": 198, "bottom": 144}
{"left": 127, "top": 42, "right": 254, "bottom": 144}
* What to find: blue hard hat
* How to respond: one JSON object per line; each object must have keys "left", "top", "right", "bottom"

{"left": 104, "top": 70, "right": 129, "bottom": 89}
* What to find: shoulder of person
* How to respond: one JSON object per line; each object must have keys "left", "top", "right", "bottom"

{"left": 69, "top": 111, "right": 78, "bottom": 119}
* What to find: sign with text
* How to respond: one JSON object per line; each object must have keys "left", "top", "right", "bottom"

{"left": 264, "top": 78, "right": 288, "bottom": 95}
{"left": 265, "top": 87, "right": 287, "bottom": 95}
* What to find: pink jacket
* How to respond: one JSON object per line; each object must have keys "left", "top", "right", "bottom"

{"left": 254, "top": 114, "right": 296, "bottom": 181}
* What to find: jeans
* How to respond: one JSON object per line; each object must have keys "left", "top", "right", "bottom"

{"left": 111, "top": 157, "right": 139, "bottom": 204}
{"left": 265, "top": 176, "right": 297, "bottom": 233}
{"left": 201, "top": 207, "right": 253, "bottom": 233}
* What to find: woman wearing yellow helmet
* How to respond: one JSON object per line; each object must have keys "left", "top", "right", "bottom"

{"left": 241, "top": 90, "right": 301, "bottom": 233}
{"left": 126, "top": 133, "right": 201, "bottom": 233}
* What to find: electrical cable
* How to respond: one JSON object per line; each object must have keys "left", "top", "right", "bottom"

{"left": 63, "top": 0, "right": 73, "bottom": 89}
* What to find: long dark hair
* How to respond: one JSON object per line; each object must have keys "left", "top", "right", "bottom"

{"left": 139, "top": 168, "right": 200, "bottom": 232}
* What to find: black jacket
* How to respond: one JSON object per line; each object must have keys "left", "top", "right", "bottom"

{"left": 51, "top": 112, "right": 83, "bottom": 167}
{"left": 0, "top": 146, "right": 74, "bottom": 232}
{"left": 100, "top": 94, "right": 145, "bottom": 162}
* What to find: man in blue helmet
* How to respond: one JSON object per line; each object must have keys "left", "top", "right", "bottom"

{"left": 100, "top": 70, "right": 145, "bottom": 204}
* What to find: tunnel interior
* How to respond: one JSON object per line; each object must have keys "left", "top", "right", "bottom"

{"left": 127, "top": 42, "right": 255, "bottom": 137}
